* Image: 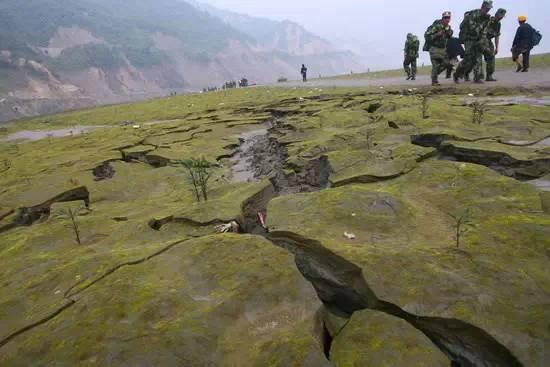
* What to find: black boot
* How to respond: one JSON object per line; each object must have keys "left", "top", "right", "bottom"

{"left": 411, "top": 75, "right": 416, "bottom": 80}
{"left": 486, "top": 75, "right": 497, "bottom": 82}
{"left": 521, "top": 68, "right": 529, "bottom": 72}
{"left": 464, "top": 74, "right": 471, "bottom": 82}
{"left": 453, "top": 73, "right": 460, "bottom": 84}
{"left": 432, "top": 80, "right": 441, "bottom": 86}
{"left": 516, "top": 65, "right": 522, "bottom": 72}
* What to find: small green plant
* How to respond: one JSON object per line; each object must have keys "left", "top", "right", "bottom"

{"left": 175, "top": 157, "right": 214, "bottom": 202}
{"left": 57, "top": 206, "right": 84, "bottom": 245}
{"left": 471, "top": 101, "right": 487, "bottom": 124}
{"left": 448, "top": 208, "right": 474, "bottom": 248}
{"left": 421, "top": 93, "right": 430, "bottom": 119}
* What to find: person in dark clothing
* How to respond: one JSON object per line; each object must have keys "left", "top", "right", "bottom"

{"left": 301, "top": 64, "right": 308, "bottom": 82}
{"left": 512, "top": 15, "right": 534, "bottom": 72}
{"left": 446, "top": 37, "right": 465, "bottom": 79}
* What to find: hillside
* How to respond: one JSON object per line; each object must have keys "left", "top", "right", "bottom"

{"left": 0, "top": 0, "right": 363, "bottom": 122}
{"left": 0, "top": 84, "right": 549, "bottom": 366}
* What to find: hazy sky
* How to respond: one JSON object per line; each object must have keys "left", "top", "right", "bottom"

{"left": 200, "top": 0, "right": 548, "bottom": 69}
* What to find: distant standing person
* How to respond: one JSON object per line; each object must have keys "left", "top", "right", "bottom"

{"left": 424, "top": 11, "right": 454, "bottom": 86}
{"left": 301, "top": 64, "right": 308, "bottom": 82}
{"left": 446, "top": 37, "right": 466, "bottom": 79}
{"left": 483, "top": 8, "right": 507, "bottom": 81}
{"left": 512, "top": 15, "right": 538, "bottom": 72}
{"left": 403, "top": 33, "right": 420, "bottom": 80}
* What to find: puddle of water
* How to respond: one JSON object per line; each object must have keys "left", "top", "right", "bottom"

{"left": 2, "top": 126, "right": 103, "bottom": 142}
{"left": 503, "top": 137, "right": 550, "bottom": 147}
{"left": 534, "top": 137, "right": 550, "bottom": 148}
{"left": 231, "top": 128, "right": 268, "bottom": 183}
{"left": 465, "top": 96, "right": 550, "bottom": 107}
{"left": 529, "top": 177, "right": 550, "bottom": 191}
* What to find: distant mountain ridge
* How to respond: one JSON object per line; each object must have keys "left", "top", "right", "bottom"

{"left": 0, "top": 0, "right": 364, "bottom": 122}
{"left": 188, "top": 0, "right": 338, "bottom": 56}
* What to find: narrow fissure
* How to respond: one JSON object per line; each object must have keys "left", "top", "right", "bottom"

{"left": 411, "top": 133, "right": 550, "bottom": 180}
{"left": 225, "top": 123, "right": 525, "bottom": 365}
{"left": 0, "top": 186, "right": 90, "bottom": 234}
{"left": 321, "top": 322, "right": 333, "bottom": 360}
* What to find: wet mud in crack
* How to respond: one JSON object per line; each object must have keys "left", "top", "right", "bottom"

{"left": 227, "top": 125, "right": 526, "bottom": 366}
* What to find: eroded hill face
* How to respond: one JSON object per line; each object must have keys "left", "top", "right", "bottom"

{"left": 0, "top": 86, "right": 549, "bottom": 366}
{"left": 0, "top": 0, "right": 363, "bottom": 122}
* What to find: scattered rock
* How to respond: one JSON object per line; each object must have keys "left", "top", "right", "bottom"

{"left": 343, "top": 232, "right": 356, "bottom": 240}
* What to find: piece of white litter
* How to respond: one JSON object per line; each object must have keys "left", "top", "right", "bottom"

{"left": 379, "top": 86, "right": 384, "bottom": 89}
{"left": 54, "top": 290, "right": 61, "bottom": 295}
{"left": 468, "top": 93, "right": 475, "bottom": 97}
{"left": 299, "top": 97, "right": 305, "bottom": 101}
{"left": 408, "top": 89, "right": 413, "bottom": 92}
{"left": 219, "top": 103, "right": 225, "bottom": 105}
{"left": 344, "top": 232, "right": 356, "bottom": 240}
{"left": 132, "top": 125, "right": 141, "bottom": 129}
{"left": 351, "top": 213, "right": 357, "bottom": 217}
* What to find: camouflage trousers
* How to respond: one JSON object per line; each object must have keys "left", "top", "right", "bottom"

{"left": 455, "top": 41, "right": 484, "bottom": 81}
{"left": 403, "top": 56, "right": 417, "bottom": 76}
{"left": 483, "top": 42, "right": 496, "bottom": 78}
{"left": 429, "top": 47, "right": 451, "bottom": 82}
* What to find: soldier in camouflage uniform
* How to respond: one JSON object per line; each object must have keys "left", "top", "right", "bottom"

{"left": 403, "top": 33, "right": 420, "bottom": 80}
{"left": 454, "top": 0, "right": 493, "bottom": 84}
{"left": 424, "top": 11, "right": 454, "bottom": 86}
{"left": 483, "top": 8, "right": 506, "bottom": 81}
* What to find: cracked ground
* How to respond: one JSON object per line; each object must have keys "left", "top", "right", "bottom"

{"left": 0, "top": 85, "right": 549, "bottom": 366}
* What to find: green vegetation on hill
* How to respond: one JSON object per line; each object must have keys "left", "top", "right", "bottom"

{"left": 0, "top": 0, "right": 251, "bottom": 71}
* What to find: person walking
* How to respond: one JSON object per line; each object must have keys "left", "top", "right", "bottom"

{"left": 403, "top": 33, "right": 420, "bottom": 80}
{"left": 454, "top": 1, "right": 493, "bottom": 84}
{"left": 512, "top": 15, "right": 536, "bottom": 72}
{"left": 424, "top": 11, "right": 454, "bottom": 86}
{"left": 446, "top": 37, "right": 465, "bottom": 79}
{"left": 301, "top": 64, "right": 308, "bottom": 82}
{"left": 484, "top": 8, "right": 507, "bottom": 81}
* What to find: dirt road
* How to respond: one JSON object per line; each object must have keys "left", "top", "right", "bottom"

{"left": 282, "top": 68, "right": 550, "bottom": 89}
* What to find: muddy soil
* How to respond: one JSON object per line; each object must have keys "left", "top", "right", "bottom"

{"left": 2, "top": 126, "right": 104, "bottom": 142}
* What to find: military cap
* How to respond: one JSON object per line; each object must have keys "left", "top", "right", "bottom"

{"left": 495, "top": 8, "right": 507, "bottom": 17}
{"left": 482, "top": 0, "right": 493, "bottom": 9}
{"left": 442, "top": 11, "right": 451, "bottom": 18}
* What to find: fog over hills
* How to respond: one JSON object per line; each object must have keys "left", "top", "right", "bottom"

{"left": 0, "top": 0, "right": 363, "bottom": 121}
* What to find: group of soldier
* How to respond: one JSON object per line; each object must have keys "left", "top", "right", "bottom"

{"left": 403, "top": 0, "right": 539, "bottom": 86}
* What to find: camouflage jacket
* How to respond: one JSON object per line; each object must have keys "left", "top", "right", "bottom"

{"left": 459, "top": 9, "right": 490, "bottom": 42}
{"left": 404, "top": 37, "right": 420, "bottom": 58}
{"left": 486, "top": 17, "right": 502, "bottom": 40}
{"left": 425, "top": 20, "right": 454, "bottom": 49}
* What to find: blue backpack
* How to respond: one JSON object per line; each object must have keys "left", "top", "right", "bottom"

{"left": 532, "top": 29, "right": 543, "bottom": 47}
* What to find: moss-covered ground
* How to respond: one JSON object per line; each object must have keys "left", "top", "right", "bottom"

{"left": 1, "top": 84, "right": 549, "bottom": 366}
